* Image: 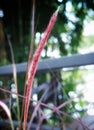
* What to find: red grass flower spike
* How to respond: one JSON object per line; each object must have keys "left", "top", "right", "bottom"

{"left": 23, "top": 7, "right": 60, "bottom": 130}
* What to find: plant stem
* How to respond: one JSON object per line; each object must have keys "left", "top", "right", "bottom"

{"left": 7, "top": 35, "right": 20, "bottom": 122}
{"left": 23, "top": 7, "right": 59, "bottom": 130}
{"left": 19, "top": 0, "right": 35, "bottom": 129}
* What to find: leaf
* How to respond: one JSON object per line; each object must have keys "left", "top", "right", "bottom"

{"left": 23, "top": 6, "right": 60, "bottom": 130}
{"left": 0, "top": 100, "right": 14, "bottom": 130}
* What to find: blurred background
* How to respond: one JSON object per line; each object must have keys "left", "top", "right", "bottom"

{"left": 0, "top": 0, "right": 94, "bottom": 129}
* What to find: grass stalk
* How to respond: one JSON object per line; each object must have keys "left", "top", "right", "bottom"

{"left": 0, "top": 100, "right": 14, "bottom": 130}
{"left": 23, "top": 6, "right": 59, "bottom": 130}
{"left": 19, "top": 0, "right": 35, "bottom": 130}
{"left": 7, "top": 35, "right": 20, "bottom": 122}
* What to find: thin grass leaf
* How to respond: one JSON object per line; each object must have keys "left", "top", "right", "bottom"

{"left": 24, "top": 7, "right": 60, "bottom": 130}
{"left": 27, "top": 87, "right": 49, "bottom": 130}
{"left": 28, "top": 0, "right": 35, "bottom": 65}
{"left": 36, "top": 115, "right": 44, "bottom": 130}
{"left": 7, "top": 35, "right": 20, "bottom": 121}
{"left": 19, "top": 1, "right": 35, "bottom": 130}
{"left": 0, "top": 100, "right": 14, "bottom": 130}
{"left": 57, "top": 98, "right": 74, "bottom": 110}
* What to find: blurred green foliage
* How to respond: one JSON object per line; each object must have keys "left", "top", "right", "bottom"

{"left": 0, "top": 0, "right": 94, "bottom": 62}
